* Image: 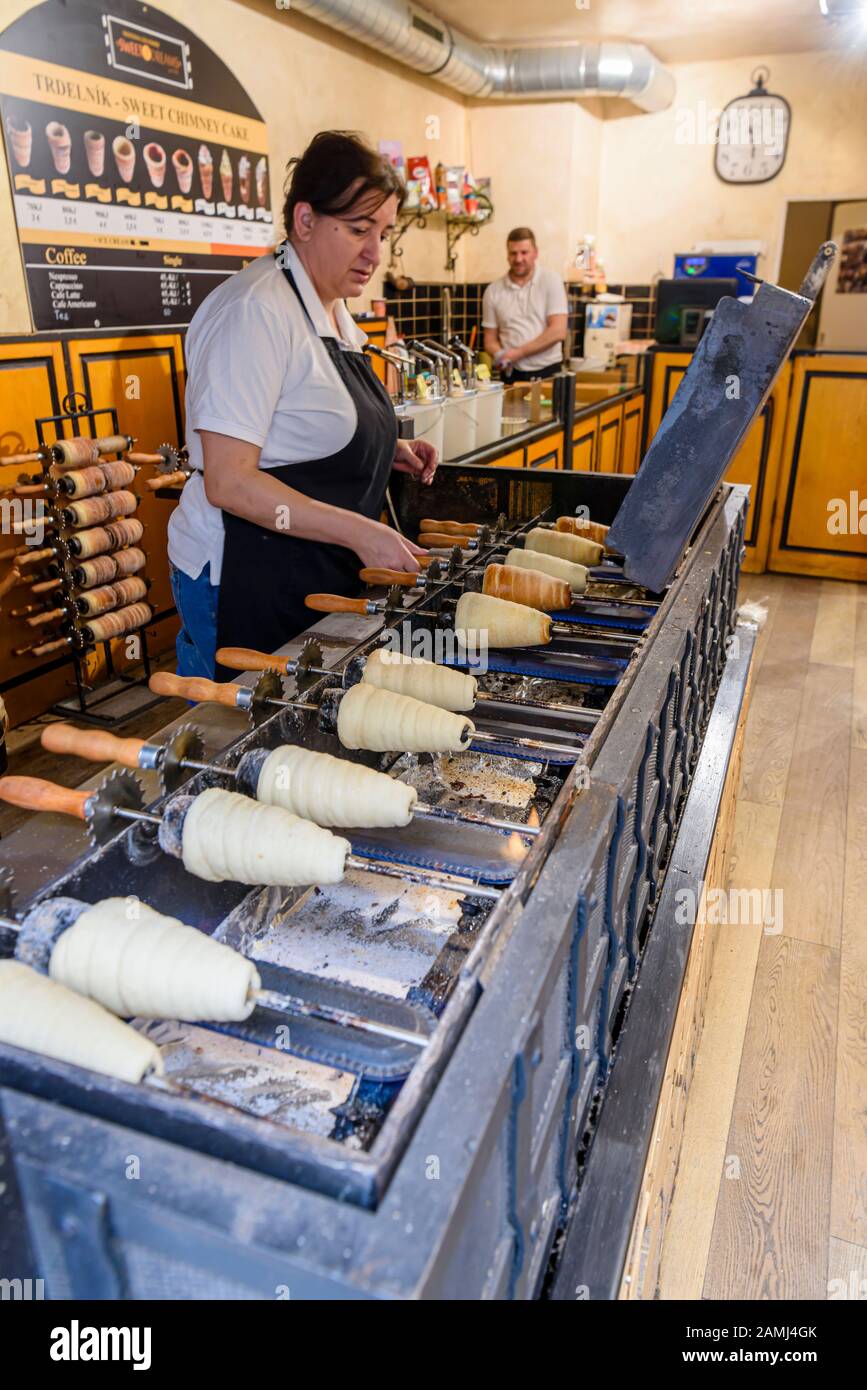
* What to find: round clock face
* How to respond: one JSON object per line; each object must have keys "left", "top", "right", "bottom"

{"left": 715, "top": 93, "right": 790, "bottom": 184}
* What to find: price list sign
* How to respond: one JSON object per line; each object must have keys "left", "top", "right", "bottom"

{"left": 0, "top": 0, "right": 273, "bottom": 330}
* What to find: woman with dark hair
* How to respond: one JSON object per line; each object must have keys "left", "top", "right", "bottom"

{"left": 167, "top": 130, "right": 436, "bottom": 678}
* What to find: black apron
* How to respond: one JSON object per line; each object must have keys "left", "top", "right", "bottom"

{"left": 215, "top": 256, "right": 398, "bottom": 674}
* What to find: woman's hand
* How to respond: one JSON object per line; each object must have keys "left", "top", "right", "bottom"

{"left": 353, "top": 516, "right": 428, "bottom": 572}
{"left": 392, "top": 438, "right": 438, "bottom": 485}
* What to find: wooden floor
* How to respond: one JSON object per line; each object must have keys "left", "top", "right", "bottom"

{"left": 659, "top": 572, "right": 867, "bottom": 1301}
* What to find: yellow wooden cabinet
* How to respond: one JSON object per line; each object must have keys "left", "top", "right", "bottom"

{"left": 0, "top": 337, "right": 68, "bottom": 488}
{"left": 572, "top": 413, "right": 598, "bottom": 472}
{"left": 359, "top": 318, "right": 388, "bottom": 383}
{"left": 646, "top": 349, "right": 791, "bottom": 573}
{"left": 595, "top": 401, "right": 624, "bottom": 474}
{"left": 489, "top": 446, "right": 528, "bottom": 468}
{"left": 527, "top": 430, "right": 563, "bottom": 470}
{"left": 65, "top": 333, "right": 186, "bottom": 623}
{"left": 620, "top": 396, "right": 645, "bottom": 475}
{"left": 768, "top": 353, "right": 867, "bottom": 582}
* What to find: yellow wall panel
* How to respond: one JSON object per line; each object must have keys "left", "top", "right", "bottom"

{"left": 769, "top": 354, "right": 867, "bottom": 582}
{"left": 572, "top": 414, "right": 598, "bottom": 473}
{"left": 489, "top": 446, "right": 527, "bottom": 468}
{"left": 620, "top": 396, "right": 644, "bottom": 475}
{"left": 0, "top": 339, "right": 67, "bottom": 481}
{"left": 66, "top": 334, "right": 186, "bottom": 623}
{"left": 527, "top": 430, "right": 562, "bottom": 470}
{"left": 595, "top": 402, "right": 624, "bottom": 474}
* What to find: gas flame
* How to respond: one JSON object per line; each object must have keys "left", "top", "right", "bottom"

{"left": 526, "top": 807, "right": 541, "bottom": 829}
{"left": 506, "top": 831, "right": 528, "bottom": 861}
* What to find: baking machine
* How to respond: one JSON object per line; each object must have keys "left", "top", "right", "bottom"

{"left": 0, "top": 248, "right": 834, "bottom": 1299}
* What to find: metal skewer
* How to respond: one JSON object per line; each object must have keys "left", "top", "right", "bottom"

{"left": 0, "top": 772, "right": 504, "bottom": 904}
{"left": 0, "top": 874, "right": 433, "bottom": 1051}
{"left": 217, "top": 638, "right": 602, "bottom": 724}
{"left": 40, "top": 720, "right": 541, "bottom": 837}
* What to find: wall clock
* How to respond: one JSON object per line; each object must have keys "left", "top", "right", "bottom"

{"left": 715, "top": 68, "right": 791, "bottom": 185}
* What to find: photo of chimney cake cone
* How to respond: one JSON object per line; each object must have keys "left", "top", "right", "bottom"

{"left": 143, "top": 142, "right": 166, "bottom": 188}
{"left": 84, "top": 130, "right": 104, "bottom": 177}
{"left": 113, "top": 135, "right": 135, "bottom": 182}
{"left": 172, "top": 148, "right": 193, "bottom": 193}
{"left": 46, "top": 121, "right": 71, "bottom": 174}
{"left": 198, "top": 143, "right": 213, "bottom": 199}
{"left": 7, "top": 116, "right": 32, "bottom": 168}
{"left": 238, "top": 154, "right": 251, "bottom": 203}
{"left": 219, "top": 148, "right": 232, "bottom": 202}
{"left": 255, "top": 155, "right": 268, "bottom": 207}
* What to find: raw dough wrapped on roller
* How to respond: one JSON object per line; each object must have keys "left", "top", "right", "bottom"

{"left": 525, "top": 527, "right": 603, "bottom": 567}
{"left": 257, "top": 745, "right": 417, "bottom": 827}
{"left": 362, "top": 647, "right": 477, "bottom": 712}
{"left": 337, "top": 682, "right": 474, "bottom": 753}
{"left": 50, "top": 897, "right": 261, "bottom": 1022}
{"left": 455, "top": 590, "right": 551, "bottom": 648}
{"left": 0, "top": 960, "right": 162, "bottom": 1083}
{"left": 504, "top": 547, "right": 588, "bottom": 593}
{"left": 181, "top": 786, "right": 349, "bottom": 886}
{"left": 482, "top": 563, "right": 570, "bottom": 612}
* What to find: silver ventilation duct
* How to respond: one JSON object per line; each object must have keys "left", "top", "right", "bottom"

{"left": 290, "top": 0, "right": 676, "bottom": 112}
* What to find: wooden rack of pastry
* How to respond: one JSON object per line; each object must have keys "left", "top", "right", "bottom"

{"left": 0, "top": 431, "right": 188, "bottom": 717}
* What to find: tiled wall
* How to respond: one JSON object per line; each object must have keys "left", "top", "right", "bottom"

{"left": 384, "top": 280, "right": 657, "bottom": 351}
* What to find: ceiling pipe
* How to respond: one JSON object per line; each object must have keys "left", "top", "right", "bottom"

{"left": 289, "top": 0, "right": 676, "bottom": 112}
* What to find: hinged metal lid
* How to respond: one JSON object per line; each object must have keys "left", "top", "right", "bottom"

{"left": 607, "top": 241, "right": 837, "bottom": 591}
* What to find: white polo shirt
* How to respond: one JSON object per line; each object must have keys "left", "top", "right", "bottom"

{"left": 482, "top": 265, "right": 569, "bottom": 371}
{"left": 168, "top": 242, "right": 368, "bottom": 585}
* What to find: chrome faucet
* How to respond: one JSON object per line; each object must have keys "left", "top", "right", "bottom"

{"left": 363, "top": 344, "right": 411, "bottom": 403}
{"left": 449, "top": 335, "right": 477, "bottom": 389}
{"left": 408, "top": 341, "right": 446, "bottom": 398}
{"left": 421, "top": 340, "right": 462, "bottom": 394}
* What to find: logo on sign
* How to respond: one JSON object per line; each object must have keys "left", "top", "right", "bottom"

{"left": 104, "top": 15, "right": 192, "bottom": 90}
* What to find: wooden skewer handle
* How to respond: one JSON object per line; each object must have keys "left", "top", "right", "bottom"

{"left": 416, "top": 533, "right": 475, "bottom": 549}
{"left": 30, "top": 578, "right": 62, "bottom": 594}
{"left": 0, "top": 775, "right": 89, "bottom": 819}
{"left": 304, "top": 593, "right": 370, "bottom": 615}
{"left": 15, "top": 547, "right": 55, "bottom": 567}
{"left": 419, "top": 519, "right": 481, "bottom": 536}
{"left": 126, "top": 452, "right": 168, "bottom": 465}
{"left": 0, "top": 568, "right": 21, "bottom": 601}
{"left": 13, "top": 483, "right": 47, "bottom": 496}
{"left": 1, "top": 451, "right": 43, "bottom": 465}
{"left": 144, "top": 470, "right": 187, "bottom": 490}
{"left": 26, "top": 607, "right": 64, "bottom": 628}
{"left": 31, "top": 637, "right": 70, "bottom": 656}
{"left": 216, "top": 647, "right": 286, "bottom": 674}
{"left": 41, "top": 722, "right": 146, "bottom": 767}
{"left": 149, "top": 670, "right": 242, "bottom": 708}
{"left": 359, "top": 568, "right": 419, "bottom": 586}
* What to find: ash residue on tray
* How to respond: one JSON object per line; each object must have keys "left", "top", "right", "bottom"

{"left": 289, "top": 885, "right": 437, "bottom": 956}
{"left": 477, "top": 672, "right": 599, "bottom": 707}
{"left": 215, "top": 884, "right": 308, "bottom": 955}
{"left": 390, "top": 750, "right": 541, "bottom": 818}
{"left": 251, "top": 870, "right": 461, "bottom": 999}
{"left": 139, "top": 1019, "right": 355, "bottom": 1135}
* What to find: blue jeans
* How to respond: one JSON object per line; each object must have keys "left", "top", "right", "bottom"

{"left": 169, "top": 562, "right": 219, "bottom": 679}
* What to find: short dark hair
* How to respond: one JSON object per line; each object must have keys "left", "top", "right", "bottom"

{"left": 507, "top": 227, "right": 537, "bottom": 246}
{"left": 283, "top": 131, "right": 405, "bottom": 237}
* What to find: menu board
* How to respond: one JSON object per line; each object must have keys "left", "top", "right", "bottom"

{"left": 0, "top": 0, "right": 273, "bottom": 330}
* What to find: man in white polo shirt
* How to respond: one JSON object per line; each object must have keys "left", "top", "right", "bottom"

{"left": 482, "top": 227, "right": 568, "bottom": 382}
